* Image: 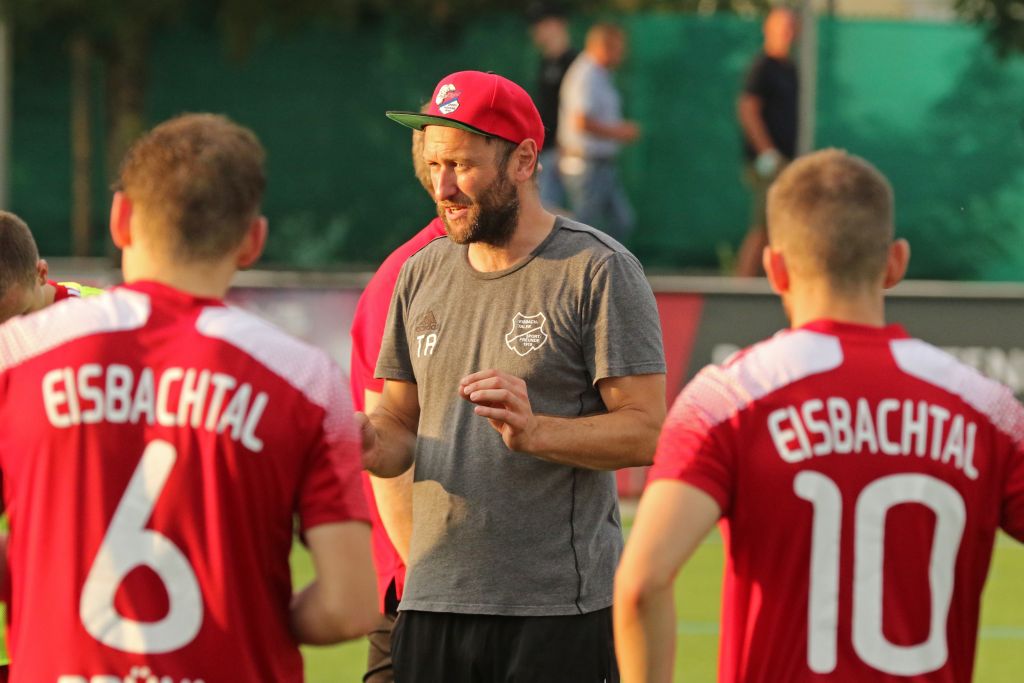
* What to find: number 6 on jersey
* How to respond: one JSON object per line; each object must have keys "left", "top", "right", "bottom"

{"left": 79, "top": 440, "right": 203, "bottom": 654}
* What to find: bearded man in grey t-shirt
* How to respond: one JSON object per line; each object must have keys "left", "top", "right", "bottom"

{"left": 361, "top": 70, "right": 666, "bottom": 683}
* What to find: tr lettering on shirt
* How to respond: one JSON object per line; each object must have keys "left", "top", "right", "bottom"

{"left": 768, "top": 396, "right": 979, "bottom": 479}
{"left": 41, "top": 364, "right": 268, "bottom": 452}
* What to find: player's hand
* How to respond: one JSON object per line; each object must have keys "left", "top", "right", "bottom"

{"left": 459, "top": 369, "right": 539, "bottom": 453}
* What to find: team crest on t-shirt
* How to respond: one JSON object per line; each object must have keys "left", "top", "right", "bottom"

{"left": 505, "top": 312, "right": 549, "bottom": 356}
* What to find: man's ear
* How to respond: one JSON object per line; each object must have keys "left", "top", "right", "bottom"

{"left": 763, "top": 245, "right": 790, "bottom": 295}
{"left": 109, "top": 191, "right": 133, "bottom": 249}
{"left": 882, "top": 238, "right": 910, "bottom": 290}
{"left": 35, "top": 259, "right": 49, "bottom": 285}
{"left": 237, "top": 216, "right": 268, "bottom": 269}
{"left": 513, "top": 139, "right": 539, "bottom": 182}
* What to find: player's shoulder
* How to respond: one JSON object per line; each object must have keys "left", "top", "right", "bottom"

{"left": 0, "top": 286, "right": 148, "bottom": 373}
{"left": 676, "top": 328, "right": 844, "bottom": 430}
{"left": 195, "top": 304, "right": 346, "bottom": 412}
{"left": 890, "top": 336, "right": 1024, "bottom": 438}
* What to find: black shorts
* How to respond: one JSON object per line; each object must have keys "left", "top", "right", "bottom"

{"left": 392, "top": 608, "right": 619, "bottom": 683}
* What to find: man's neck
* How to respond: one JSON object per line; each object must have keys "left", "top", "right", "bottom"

{"left": 467, "top": 206, "right": 556, "bottom": 273}
{"left": 122, "top": 254, "right": 238, "bottom": 300}
{"left": 786, "top": 280, "right": 887, "bottom": 329}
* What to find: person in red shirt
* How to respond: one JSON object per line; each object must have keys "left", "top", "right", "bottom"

{"left": 614, "top": 149, "right": 1024, "bottom": 682}
{"left": 0, "top": 211, "right": 102, "bottom": 323}
{"left": 349, "top": 111, "right": 445, "bottom": 683}
{"left": 0, "top": 113, "right": 378, "bottom": 682}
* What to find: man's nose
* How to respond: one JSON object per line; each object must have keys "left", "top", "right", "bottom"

{"left": 434, "top": 166, "right": 457, "bottom": 202}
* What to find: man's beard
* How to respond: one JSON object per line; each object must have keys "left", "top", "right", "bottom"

{"left": 438, "top": 170, "right": 520, "bottom": 247}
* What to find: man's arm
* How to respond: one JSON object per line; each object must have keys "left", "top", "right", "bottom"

{"left": 290, "top": 521, "right": 379, "bottom": 645}
{"left": 613, "top": 480, "right": 721, "bottom": 683}
{"left": 460, "top": 370, "right": 665, "bottom": 470}
{"left": 737, "top": 93, "right": 776, "bottom": 155}
{"left": 360, "top": 379, "right": 420, "bottom": 478}
{"left": 365, "top": 388, "right": 414, "bottom": 562}
{"left": 574, "top": 112, "right": 640, "bottom": 143}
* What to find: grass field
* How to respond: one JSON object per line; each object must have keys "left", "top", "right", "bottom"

{"left": 294, "top": 525, "right": 1024, "bottom": 681}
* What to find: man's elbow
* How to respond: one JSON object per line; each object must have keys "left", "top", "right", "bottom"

{"left": 626, "top": 410, "right": 664, "bottom": 467}
{"left": 614, "top": 562, "right": 672, "bottom": 615}
{"left": 306, "top": 596, "right": 379, "bottom": 645}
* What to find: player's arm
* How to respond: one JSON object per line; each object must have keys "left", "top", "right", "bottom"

{"left": 365, "top": 388, "right": 414, "bottom": 562}
{"left": 460, "top": 370, "right": 665, "bottom": 469}
{"left": 289, "top": 521, "right": 378, "bottom": 644}
{"left": 614, "top": 480, "right": 721, "bottom": 683}
{"left": 360, "top": 379, "right": 420, "bottom": 478}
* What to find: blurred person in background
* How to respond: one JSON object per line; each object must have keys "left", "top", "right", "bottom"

{"left": 526, "top": 1, "right": 577, "bottom": 212}
{"left": 349, "top": 106, "right": 446, "bottom": 683}
{"left": 735, "top": 7, "right": 799, "bottom": 277}
{"left": 559, "top": 23, "right": 640, "bottom": 243}
{"left": 0, "top": 210, "right": 102, "bottom": 323}
{"left": 615, "top": 149, "right": 1024, "bottom": 682}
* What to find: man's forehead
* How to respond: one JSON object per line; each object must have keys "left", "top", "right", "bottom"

{"left": 423, "top": 125, "right": 491, "bottom": 149}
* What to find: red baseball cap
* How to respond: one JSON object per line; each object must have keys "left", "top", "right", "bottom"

{"left": 387, "top": 71, "right": 545, "bottom": 151}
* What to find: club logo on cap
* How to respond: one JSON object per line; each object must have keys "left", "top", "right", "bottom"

{"left": 436, "top": 83, "right": 461, "bottom": 115}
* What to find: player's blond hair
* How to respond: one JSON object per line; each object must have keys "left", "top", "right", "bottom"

{"left": 0, "top": 211, "right": 39, "bottom": 295}
{"left": 119, "top": 113, "right": 266, "bottom": 262}
{"left": 767, "top": 149, "right": 894, "bottom": 290}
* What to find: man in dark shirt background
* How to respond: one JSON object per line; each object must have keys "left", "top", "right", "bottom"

{"left": 528, "top": 2, "right": 577, "bottom": 212}
{"left": 735, "top": 7, "right": 799, "bottom": 277}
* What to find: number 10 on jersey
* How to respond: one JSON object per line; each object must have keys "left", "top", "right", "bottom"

{"left": 795, "top": 472, "right": 966, "bottom": 676}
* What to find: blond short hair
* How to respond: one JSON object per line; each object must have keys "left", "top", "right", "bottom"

{"left": 119, "top": 113, "right": 266, "bottom": 262}
{"left": 767, "top": 149, "right": 894, "bottom": 289}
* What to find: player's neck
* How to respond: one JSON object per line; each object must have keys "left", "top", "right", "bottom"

{"left": 467, "top": 204, "right": 556, "bottom": 273}
{"left": 786, "top": 281, "right": 886, "bottom": 329}
{"left": 122, "top": 256, "right": 237, "bottom": 301}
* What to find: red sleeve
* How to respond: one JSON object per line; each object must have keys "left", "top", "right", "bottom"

{"left": 298, "top": 367, "right": 370, "bottom": 532}
{"left": 647, "top": 366, "right": 740, "bottom": 514}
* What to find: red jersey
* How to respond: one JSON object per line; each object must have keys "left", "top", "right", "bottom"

{"left": 349, "top": 218, "right": 446, "bottom": 610}
{"left": 649, "top": 320, "right": 1024, "bottom": 683}
{"left": 0, "top": 281, "right": 368, "bottom": 683}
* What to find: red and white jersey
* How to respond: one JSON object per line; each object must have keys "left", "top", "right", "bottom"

{"left": 649, "top": 320, "right": 1024, "bottom": 683}
{"left": 0, "top": 281, "right": 368, "bottom": 683}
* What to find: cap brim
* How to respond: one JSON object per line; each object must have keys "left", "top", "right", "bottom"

{"left": 385, "top": 111, "right": 497, "bottom": 139}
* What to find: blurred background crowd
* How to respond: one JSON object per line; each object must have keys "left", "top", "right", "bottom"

{"left": 3, "top": 0, "right": 1024, "bottom": 280}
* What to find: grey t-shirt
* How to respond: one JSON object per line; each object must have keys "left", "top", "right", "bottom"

{"left": 558, "top": 53, "right": 623, "bottom": 160}
{"left": 375, "top": 218, "right": 665, "bottom": 616}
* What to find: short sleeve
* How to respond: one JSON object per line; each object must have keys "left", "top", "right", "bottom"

{"left": 743, "top": 57, "right": 770, "bottom": 99}
{"left": 583, "top": 252, "right": 665, "bottom": 384}
{"left": 1001, "top": 438, "right": 1024, "bottom": 543}
{"left": 374, "top": 261, "right": 416, "bottom": 383}
{"left": 647, "top": 366, "right": 739, "bottom": 514}
{"left": 298, "top": 368, "right": 370, "bottom": 532}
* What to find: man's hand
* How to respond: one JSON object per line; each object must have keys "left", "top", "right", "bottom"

{"left": 460, "top": 369, "right": 539, "bottom": 452}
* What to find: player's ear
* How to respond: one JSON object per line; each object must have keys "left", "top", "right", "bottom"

{"left": 237, "top": 216, "right": 267, "bottom": 269}
{"left": 763, "top": 245, "right": 790, "bottom": 294}
{"left": 882, "top": 238, "right": 910, "bottom": 290}
{"left": 35, "top": 258, "right": 49, "bottom": 285}
{"left": 109, "top": 191, "right": 133, "bottom": 249}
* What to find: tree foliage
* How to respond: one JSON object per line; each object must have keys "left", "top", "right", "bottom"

{"left": 955, "top": 0, "right": 1024, "bottom": 57}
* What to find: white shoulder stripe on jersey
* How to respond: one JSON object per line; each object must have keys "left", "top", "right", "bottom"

{"left": 195, "top": 306, "right": 350, "bottom": 434}
{"left": 890, "top": 338, "right": 1024, "bottom": 442}
{"left": 686, "top": 330, "right": 844, "bottom": 428}
{"left": 0, "top": 289, "right": 150, "bottom": 372}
